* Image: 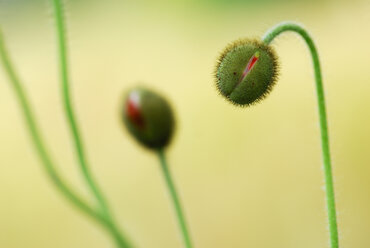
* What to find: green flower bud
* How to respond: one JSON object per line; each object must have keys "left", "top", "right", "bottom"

{"left": 122, "top": 87, "right": 175, "bottom": 149}
{"left": 215, "top": 39, "right": 279, "bottom": 106}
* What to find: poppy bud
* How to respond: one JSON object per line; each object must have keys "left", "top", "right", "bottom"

{"left": 215, "top": 39, "right": 279, "bottom": 106}
{"left": 122, "top": 87, "right": 175, "bottom": 149}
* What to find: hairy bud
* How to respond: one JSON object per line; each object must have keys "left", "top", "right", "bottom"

{"left": 215, "top": 39, "right": 279, "bottom": 106}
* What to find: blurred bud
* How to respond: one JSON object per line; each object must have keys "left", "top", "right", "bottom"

{"left": 215, "top": 39, "right": 279, "bottom": 106}
{"left": 122, "top": 87, "right": 175, "bottom": 149}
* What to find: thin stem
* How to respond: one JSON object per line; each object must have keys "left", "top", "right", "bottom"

{"left": 0, "top": 27, "right": 134, "bottom": 247}
{"left": 262, "top": 22, "right": 339, "bottom": 248}
{"left": 157, "top": 149, "right": 193, "bottom": 248}
{"left": 50, "top": 1, "right": 133, "bottom": 247}
{"left": 50, "top": 0, "right": 109, "bottom": 216}
{"left": 0, "top": 29, "right": 103, "bottom": 226}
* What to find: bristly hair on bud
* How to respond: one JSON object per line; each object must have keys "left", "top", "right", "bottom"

{"left": 122, "top": 87, "right": 175, "bottom": 150}
{"left": 214, "top": 39, "right": 279, "bottom": 106}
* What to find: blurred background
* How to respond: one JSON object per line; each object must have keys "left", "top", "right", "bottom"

{"left": 0, "top": 0, "right": 369, "bottom": 247}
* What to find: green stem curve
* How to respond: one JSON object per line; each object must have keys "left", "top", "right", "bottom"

{"left": 0, "top": 28, "right": 131, "bottom": 248}
{"left": 0, "top": 28, "right": 103, "bottom": 227}
{"left": 50, "top": 0, "right": 110, "bottom": 217}
{"left": 262, "top": 22, "right": 339, "bottom": 248}
{"left": 50, "top": 0, "right": 133, "bottom": 247}
{"left": 157, "top": 149, "right": 193, "bottom": 248}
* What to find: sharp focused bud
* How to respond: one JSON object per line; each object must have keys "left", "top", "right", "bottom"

{"left": 215, "top": 39, "right": 279, "bottom": 106}
{"left": 122, "top": 87, "right": 175, "bottom": 149}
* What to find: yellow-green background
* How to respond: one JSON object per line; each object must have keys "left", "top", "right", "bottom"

{"left": 0, "top": 0, "right": 369, "bottom": 247}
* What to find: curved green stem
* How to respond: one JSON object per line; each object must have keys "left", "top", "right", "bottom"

{"left": 262, "top": 22, "right": 339, "bottom": 248}
{"left": 0, "top": 28, "right": 132, "bottom": 248}
{"left": 157, "top": 149, "right": 193, "bottom": 248}
{"left": 0, "top": 29, "right": 103, "bottom": 227}
{"left": 50, "top": 1, "right": 133, "bottom": 247}
{"left": 50, "top": 0, "right": 109, "bottom": 216}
